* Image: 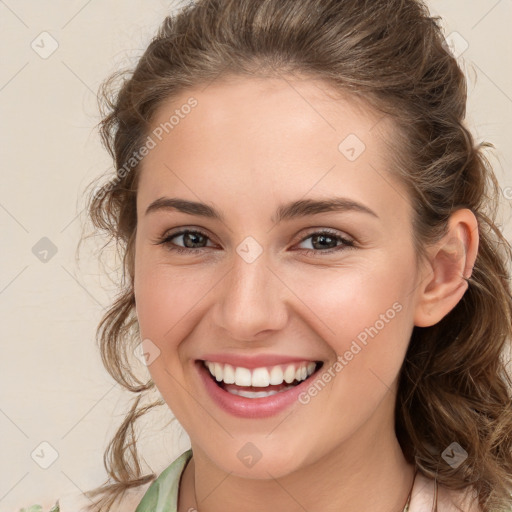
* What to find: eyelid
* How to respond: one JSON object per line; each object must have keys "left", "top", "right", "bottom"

{"left": 155, "top": 226, "right": 217, "bottom": 243}
{"left": 153, "top": 227, "right": 217, "bottom": 249}
{"left": 295, "top": 226, "right": 354, "bottom": 243}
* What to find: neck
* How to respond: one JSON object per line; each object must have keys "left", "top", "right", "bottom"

{"left": 178, "top": 397, "right": 414, "bottom": 512}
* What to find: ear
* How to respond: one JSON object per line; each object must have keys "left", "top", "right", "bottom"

{"left": 414, "top": 208, "right": 479, "bottom": 327}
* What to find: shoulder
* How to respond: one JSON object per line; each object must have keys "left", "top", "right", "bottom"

{"left": 17, "top": 506, "right": 59, "bottom": 512}
{"left": 19, "top": 450, "right": 193, "bottom": 512}
{"left": 409, "top": 472, "right": 481, "bottom": 512}
{"left": 56, "top": 484, "right": 152, "bottom": 512}
{"left": 66, "top": 449, "right": 192, "bottom": 512}
{"left": 437, "top": 483, "right": 481, "bottom": 512}
{"left": 134, "top": 449, "right": 193, "bottom": 512}
{"left": 16, "top": 484, "right": 152, "bottom": 512}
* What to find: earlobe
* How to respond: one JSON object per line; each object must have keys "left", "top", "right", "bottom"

{"left": 414, "top": 209, "right": 479, "bottom": 328}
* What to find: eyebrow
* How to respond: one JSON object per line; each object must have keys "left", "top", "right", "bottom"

{"left": 144, "top": 196, "right": 379, "bottom": 223}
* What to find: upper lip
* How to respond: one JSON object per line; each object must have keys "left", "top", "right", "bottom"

{"left": 198, "top": 353, "right": 320, "bottom": 369}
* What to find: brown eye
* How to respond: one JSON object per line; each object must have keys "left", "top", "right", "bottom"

{"left": 156, "top": 229, "right": 214, "bottom": 254}
{"left": 295, "top": 230, "right": 355, "bottom": 255}
{"left": 172, "top": 231, "right": 208, "bottom": 249}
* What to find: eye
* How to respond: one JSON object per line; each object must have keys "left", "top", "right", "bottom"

{"left": 294, "top": 229, "right": 355, "bottom": 255}
{"left": 154, "top": 228, "right": 215, "bottom": 255}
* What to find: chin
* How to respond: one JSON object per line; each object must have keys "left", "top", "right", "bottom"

{"left": 200, "top": 440, "right": 312, "bottom": 480}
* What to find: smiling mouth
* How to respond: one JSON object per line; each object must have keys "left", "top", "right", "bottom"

{"left": 201, "top": 359, "right": 324, "bottom": 398}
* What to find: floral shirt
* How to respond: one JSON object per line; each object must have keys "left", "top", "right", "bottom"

{"left": 18, "top": 506, "right": 59, "bottom": 512}
{"left": 16, "top": 451, "right": 191, "bottom": 512}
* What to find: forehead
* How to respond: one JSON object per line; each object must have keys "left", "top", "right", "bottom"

{"left": 136, "top": 75, "right": 409, "bottom": 223}
{"left": 150, "top": 74, "right": 386, "bottom": 141}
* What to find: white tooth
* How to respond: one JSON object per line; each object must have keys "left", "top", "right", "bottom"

{"left": 284, "top": 364, "right": 296, "bottom": 383}
{"left": 206, "top": 360, "right": 316, "bottom": 386}
{"left": 228, "top": 388, "right": 281, "bottom": 398}
{"left": 226, "top": 386, "right": 296, "bottom": 398}
{"left": 235, "top": 366, "right": 252, "bottom": 386}
{"left": 269, "top": 365, "right": 284, "bottom": 385}
{"left": 223, "top": 364, "right": 235, "bottom": 384}
{"left": 252, "top": 367, "right": 270, "bottom": 387}
{"left": 214, "top": 362, "right": 223, "bottom": 382}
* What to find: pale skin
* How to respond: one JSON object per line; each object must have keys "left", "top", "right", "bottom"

{"left": 133, "top": 75, "right": 479, "bottom": 511}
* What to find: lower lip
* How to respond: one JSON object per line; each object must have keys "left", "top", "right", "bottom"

{"left": 196, "top": 361, "right": 321, "bottom": 419}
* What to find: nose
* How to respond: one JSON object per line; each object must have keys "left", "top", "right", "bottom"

{"left": 211, "top": 246, "right": 289, "bottom": 341}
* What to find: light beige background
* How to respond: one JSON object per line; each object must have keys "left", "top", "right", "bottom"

{"left": 1, "top": 1, "right": 511, "bottom": 510}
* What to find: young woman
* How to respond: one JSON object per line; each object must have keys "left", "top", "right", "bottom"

{"left": 22, "top": 0, "right": 512, "bottom": 511}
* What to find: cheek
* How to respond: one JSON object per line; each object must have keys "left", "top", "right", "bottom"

{"left": 133, "top": 259, "right": 208, "bottom": 415}
{"left": 295, "top": 256, "right": 412, "bottom": 334}
{"left": 133, "top": 255, "right": 219, "bottom": 402}
{"left": 134, "top": 249, "right": 211, "bottom": 341}
{"left": 287, "top": 255, "right": 415, "bottom": 381}
{"left": 285, "top": 261, "right": 415, "bottom": 443}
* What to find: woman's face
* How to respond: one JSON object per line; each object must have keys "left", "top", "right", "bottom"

{"left": 134, "top": 75, "right": 425, "bottom": 478}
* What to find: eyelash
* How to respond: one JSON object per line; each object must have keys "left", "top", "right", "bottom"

{"left": 153, "top": 228, "right": 355, "bottom": 256}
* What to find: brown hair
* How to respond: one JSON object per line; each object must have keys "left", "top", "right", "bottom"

{"left": 81, "top": 0, "right": 512, "bottom": 510}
